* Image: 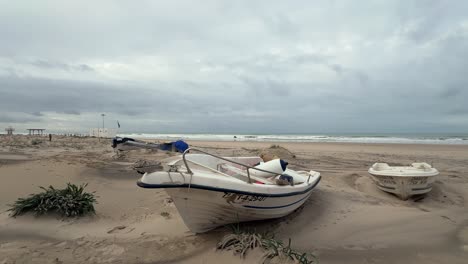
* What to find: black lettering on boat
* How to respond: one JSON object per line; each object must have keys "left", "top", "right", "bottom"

{"left": 222, "top": 192, "right": 268, "bottom": 204}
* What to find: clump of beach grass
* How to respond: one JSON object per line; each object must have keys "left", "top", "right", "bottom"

{"left": 8, "top": 183, "right": 97, "bottom": 217}
{"left": 31, "top": 139, "right": 43, "bottom": 145}
{"left": 160, "top": 211, "right": 170, "bottom": 219}
{"left": 217, "top": 226, "right": 317, "bottom": 264}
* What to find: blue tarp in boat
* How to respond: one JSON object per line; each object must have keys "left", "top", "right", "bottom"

{"left": 159, "top": 140, "right": 189, "bottom": 153}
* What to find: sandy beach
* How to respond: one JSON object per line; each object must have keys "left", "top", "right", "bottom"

{"left": 1, "top": 135, "right": 467, "bottom": 263}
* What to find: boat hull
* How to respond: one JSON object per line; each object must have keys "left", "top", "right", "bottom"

{"left": 368, "top": 162, "right": 439, "bottom": 200}
{"left": 137, "top": 153, "right": 321, "bottom": 233}
{"left": 165, "top": 186, "right": 315, "bottom": 233}
{"left": 369, "top": 174, "right": 437, "bottom": 200}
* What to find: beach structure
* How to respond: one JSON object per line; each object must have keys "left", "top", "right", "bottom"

{"left": 27, "top": 129, "right": 46, "bottom": 136}
{"left": 137, "top": 148, "right": 321, "bottom": 233}
{"left": 368, "top": 162, "right": 439, "bottom": 200}
{"left": 89, "top": 128, "right": 117, "bottom": 138}
{"left": 5, "top": 126, "right": 15, "bottom": 135}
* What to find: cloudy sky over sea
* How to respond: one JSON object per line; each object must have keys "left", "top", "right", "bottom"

{"left": 1, "top": 0, "right": 467, "bottom": 134}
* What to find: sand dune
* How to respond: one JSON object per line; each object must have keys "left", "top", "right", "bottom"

{"left": 0, "top": 135, "right": 467, "bottom": 263}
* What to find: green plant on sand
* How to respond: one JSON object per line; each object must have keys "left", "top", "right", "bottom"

{"left": 217, "top": 226, "right": 317, "bottom": 264}
{"left": 8, "top": 183, "right": 97, "bottom": 217}
{"left": 31, "top": 139, "right": 43, "bottom": 145}
{"left": 160, "top": 211, "right": 170, "bottom": 218}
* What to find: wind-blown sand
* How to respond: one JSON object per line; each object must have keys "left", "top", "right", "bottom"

{"left": 1, "top": 135, "right": 467, "bottom": 263}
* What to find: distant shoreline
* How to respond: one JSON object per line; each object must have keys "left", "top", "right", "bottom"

{"left": 3, "top": 133, "right": 467, "bottom": 145}
{"left": 117, "top": 133, "right": 468, "bottom": 145}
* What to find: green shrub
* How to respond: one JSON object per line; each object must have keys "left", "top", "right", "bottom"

{"left": 31, "top": 139, "right": 43, "bottom": 145}
{"left": 8, "top": 183, "right": 97, "bottom": 217}
{"left": 160, "top": 211, "right": 170, "bottom": 218}
{"left": 217, "top": 226, "right": 317, "bottom": 264}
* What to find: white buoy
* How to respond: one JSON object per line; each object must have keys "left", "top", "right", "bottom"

{"left": 248, "top": 159, "right": 288, "bottom": 178}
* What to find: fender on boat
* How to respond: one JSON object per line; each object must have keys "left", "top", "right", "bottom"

{"left": 248, "top": 159, "right": 288, "bottom": 178}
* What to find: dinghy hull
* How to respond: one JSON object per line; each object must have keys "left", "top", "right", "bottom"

{"left": 369, "top": 175, "right": 437, "bottom": 200}
{"left": 368, "top": 163, "right": 439, "bottom": 200}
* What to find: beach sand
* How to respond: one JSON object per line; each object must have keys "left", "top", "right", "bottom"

{"left": 1, "top": 135, "right": 467, "bottom": 263}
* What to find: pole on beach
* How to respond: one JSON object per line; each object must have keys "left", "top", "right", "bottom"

{"left": 101, "top": 113, "right": 105, "bottom": 140}
{"left": 101, "top": 114, "right": 105, "bottom": 130}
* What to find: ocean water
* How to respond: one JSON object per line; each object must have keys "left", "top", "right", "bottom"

{"left": 118, "top": 133, "right": 468, "bottom": 145}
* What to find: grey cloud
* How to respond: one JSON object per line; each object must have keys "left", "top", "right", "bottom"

{"left": 61, "top": 110, "right": 81, "bottom": 115}
{"left": 77, "top": 64, "right": 93, "bottom": 71}
{"left": 289, "top": 54, "right": 331, "bottom": 65}
{"left": 263, "top": 14, "right": 298, "bottom": 37}
{"left": 1, "top": 72, "right": 467, "bottom": 133}
{"left": 0, "top": 76, "right": 173, "bottom": 116}
{"left": 1, "top": 1, "right": 468, "bottom": 133}
{"left": 31, "top": 60, "right": 94, "bottom": 72}
{"left": 31, "top": 60, "right": 68, "bottom": 69}
{"left": 0, "top": 113, "right": 41, "bottom": 123}
{"left": 445, "top": 107, "right": 468, "bottom": 115}
{"left": 330, "top": 64, "right": 344, "bottom": 75}
{"left": 239, "top": 77, "right": 291, "bottom": 97}
{"left": 440, "top": 86, "right": 463, "bottom": 98}
{"left": 231, "top": 53, "right": 331, "bottom": 68}
{"left": 355, "top": 72, "right": 370, "bottom": 87}
{"left": 31, "top": 111, "right": 44, "bottom": 116}
{"left": 396, "top": 1, "right": 468, "bottom": 44}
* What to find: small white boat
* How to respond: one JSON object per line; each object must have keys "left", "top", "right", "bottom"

{"left": 368, "top": 162, "right": 439, "bottom": 200}
{"left": 137, "top": 148, "right": 321, "bottom": 233}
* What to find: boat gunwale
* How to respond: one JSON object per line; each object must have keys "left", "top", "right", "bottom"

{"left": 368, "top": 170, "right": 439, "bottom": 177}
{"left": 136, "top": 175, "right": 321, "bottom": 198}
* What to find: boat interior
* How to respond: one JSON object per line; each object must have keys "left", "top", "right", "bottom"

{"left": 174, "top": 154, "right": 309, "bottom": 185}
{"left": 371, "top": 162, "right": 434, "bottom": 172}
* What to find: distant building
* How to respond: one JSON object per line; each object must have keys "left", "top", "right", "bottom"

{"left": 89, "top": 128, "right": 117, "bottom": 138}
{"left": 27, "top": 128, "right": 46, "bottom": 135}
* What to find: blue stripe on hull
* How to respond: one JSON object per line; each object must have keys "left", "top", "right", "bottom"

{"left": 137, "top": 175, "right": 321, "bottom": 198}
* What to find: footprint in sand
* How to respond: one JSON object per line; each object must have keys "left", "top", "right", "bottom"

{"left": 107, "top": 225, "right": 126, "bottom": 234}
{"left": 97, "top": 244, "right": 125, "bottom": 256}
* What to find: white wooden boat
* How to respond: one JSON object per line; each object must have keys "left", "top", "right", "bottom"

{"left": 137, "top": 148, "right": 321, "bottom": 233}
{"left": 368, "top": 162, "right": 439, "bottom": 200}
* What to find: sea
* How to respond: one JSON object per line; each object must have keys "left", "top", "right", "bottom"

{"left": 117, "top": 133, "right": 468, "bottom": 145}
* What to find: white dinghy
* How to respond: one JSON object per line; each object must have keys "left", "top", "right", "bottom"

{"left": 137, "top": 148, "right": 321, "bottom": 233}
{"left": 368, "top": 162, "right": 439, "bottom": 200}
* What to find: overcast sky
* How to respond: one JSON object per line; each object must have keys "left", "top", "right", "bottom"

{"left": 1, "top": 0, "right": 467, "bottom": 134}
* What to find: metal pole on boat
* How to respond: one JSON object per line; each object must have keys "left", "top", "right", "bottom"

{"left": 182, "top": 149, "right": 193, "bottom": 174}
{"left": 246, "top": 169, "right": 252, "bottom": 184}
{"left": 183, "top": 147, "right": 283, "bottom": 184}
